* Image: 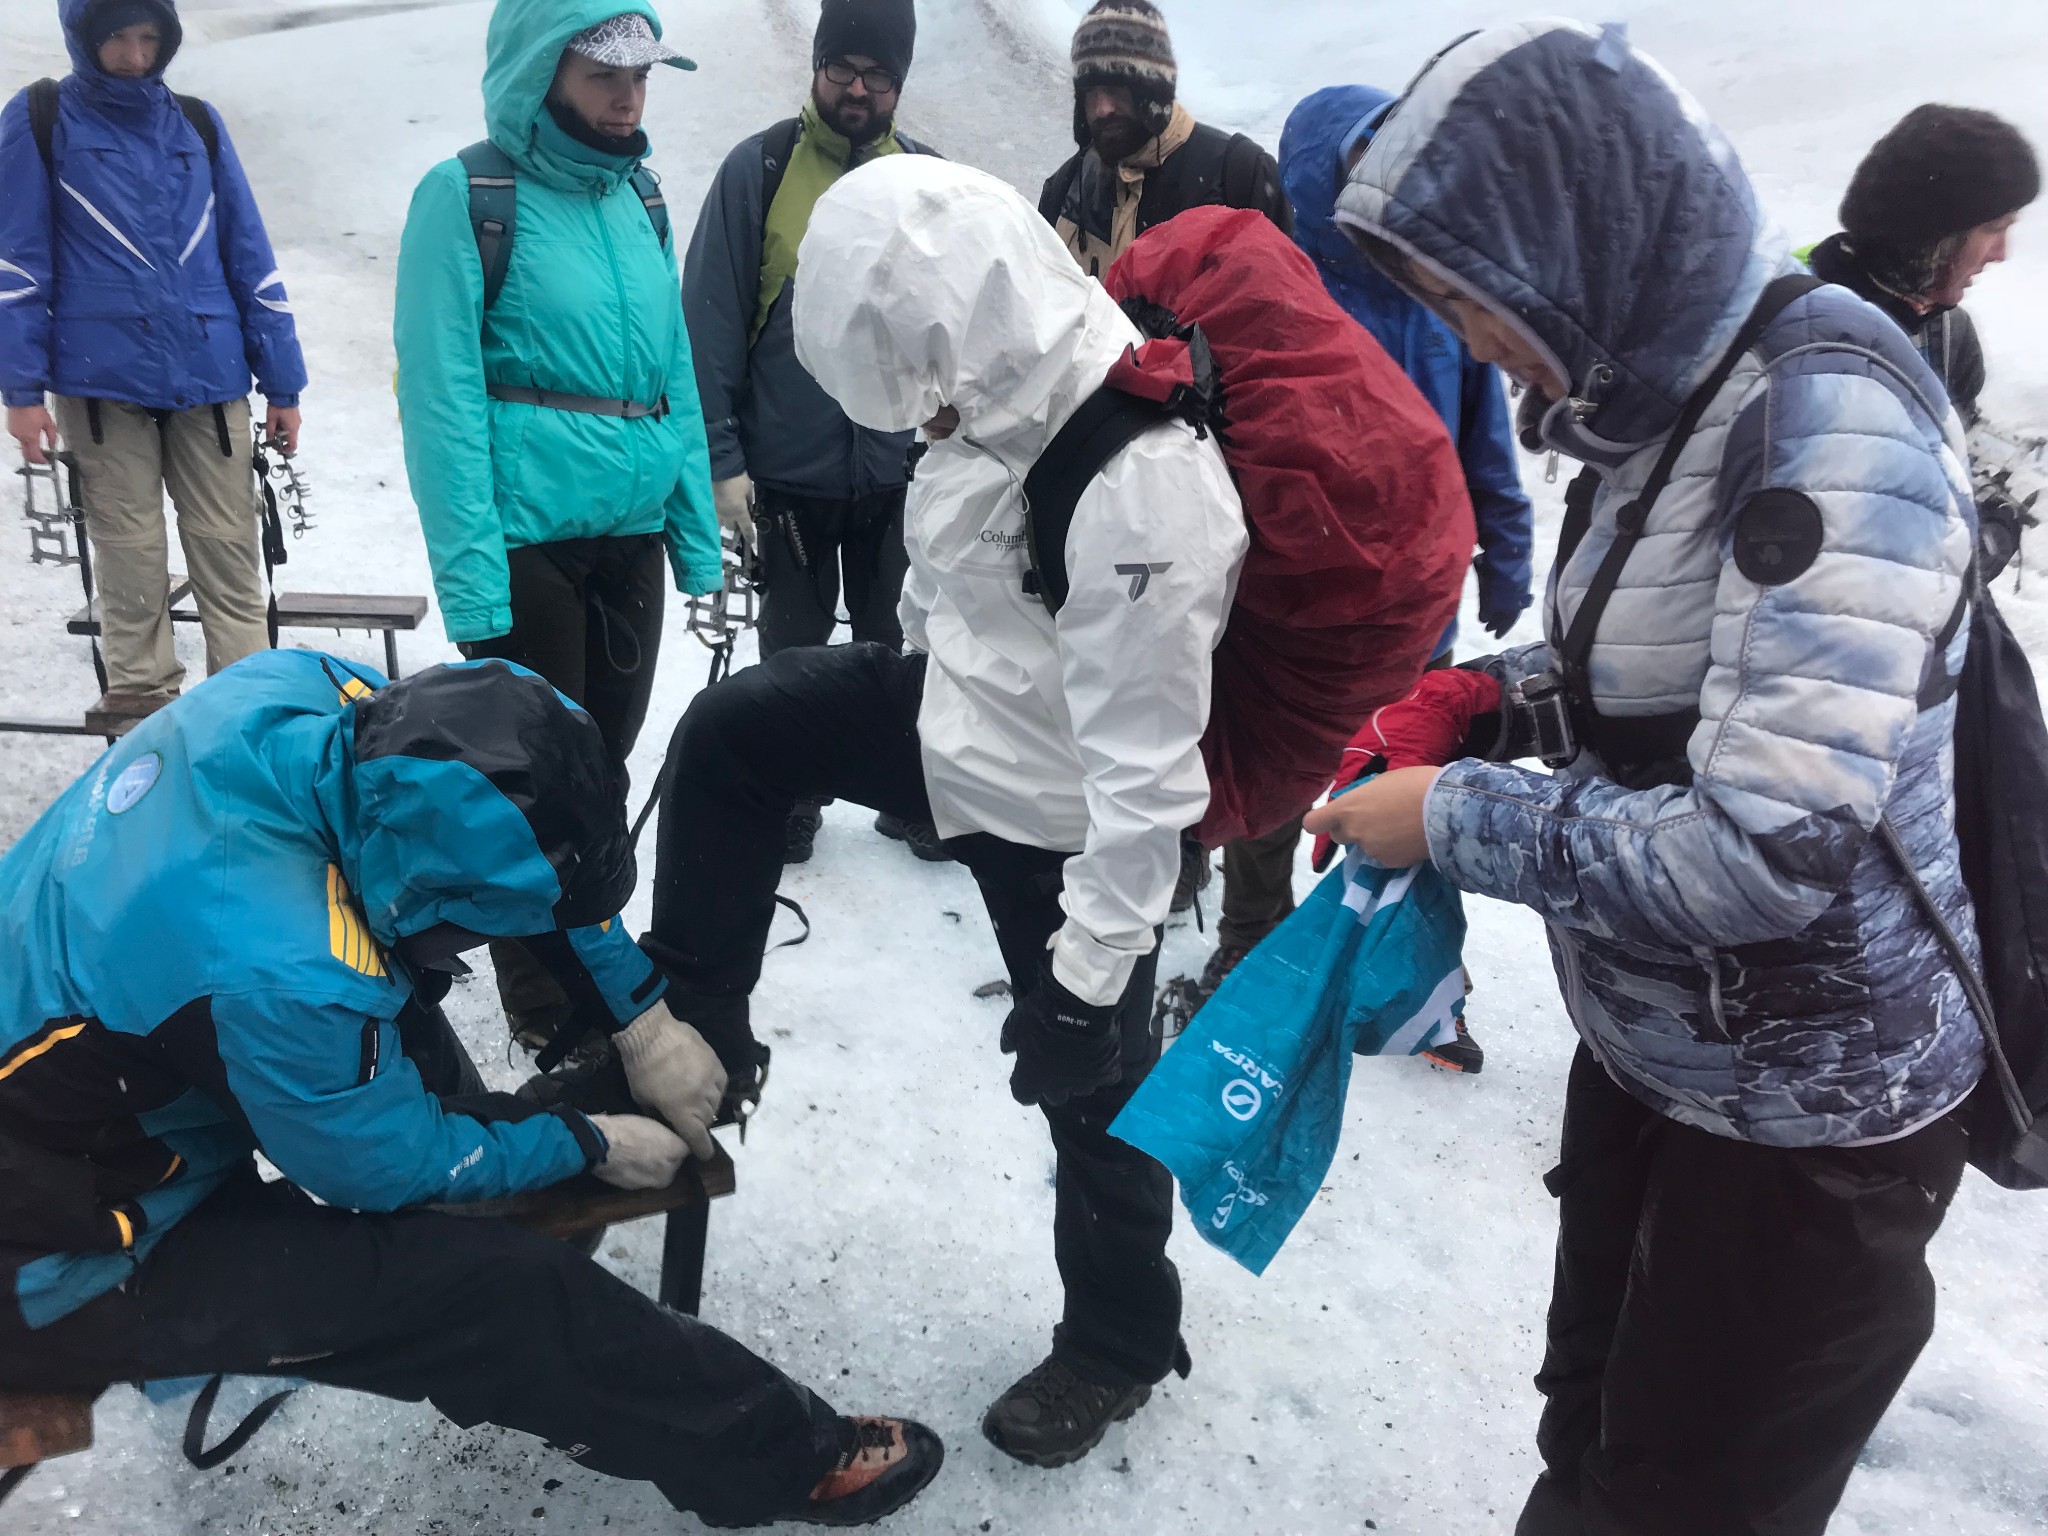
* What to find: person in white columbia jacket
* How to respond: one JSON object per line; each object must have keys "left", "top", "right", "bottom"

{"left": 637, "top": 155, "right": 1247, "bottom": 1467}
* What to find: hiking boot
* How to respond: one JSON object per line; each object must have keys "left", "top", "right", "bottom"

{"left": 874, "top": 812, "right": 953, "bottom": 863}
{"left": 980, "top": 1355, "right": 1151, "bottom": 1468}
{"left": 1422, "top": 1018, "right": 1484, "bottom": 1075}
{"left": 516, "top": 1038, "right": 772, "bottom": 1131}
{"left": 1195, "top": 940, "right": 1251, "bottom": 1000}
{"left": 84, "top": 688, "right": 174, "bottom": 736}
{"left": 1152, "top": 939, "right": 1252, "bottom": 1043}
{"left": 785, "top": 801, "right": 823, "bottom": 864}
{"left": 791, "top": 1417, "right": 945, "bottom": 1526}
{"left": 1168, "top": 835, "right": 1211, "bottom": 915}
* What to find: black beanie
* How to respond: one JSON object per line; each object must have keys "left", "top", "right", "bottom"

{"left": 82, "top": 0, "right": 178, "bottom": 56}
{"left": 813, "top": 0, "right": 916, "bottom": 81}
{"left": 1840, "top": 105, "right": 2040, "bottom": 251}
{"left": 1070, "top": 0, "right": 1176, "bottom": 143}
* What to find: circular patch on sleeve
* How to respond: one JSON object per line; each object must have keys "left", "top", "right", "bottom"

{"left": 1733, "top": 489, "right": 1824, "bottom": 585}
{"left": 107, "top": 750, "right": 162, "bottom": 814}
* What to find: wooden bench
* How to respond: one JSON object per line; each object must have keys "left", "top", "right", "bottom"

{"left": 66, "top": 583, "right": 429, "bottom": 680}
{"left": 0, "top": 1145, "right": 734, "bottom": 1508}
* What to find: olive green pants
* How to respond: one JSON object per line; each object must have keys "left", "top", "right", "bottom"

{"left": 53, "top": 395, "right": 267, "bottom": 695}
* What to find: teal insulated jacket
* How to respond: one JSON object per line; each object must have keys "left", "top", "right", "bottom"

{"left": 394, "top": 0, "right": 718, "bottom": 644}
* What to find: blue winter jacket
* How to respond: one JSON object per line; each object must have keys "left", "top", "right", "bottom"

{"left": 0, "top": 652, "right": 666, "bottom": 1331}
{"left": 1279, "top": 85, "right": 1533, "bottom": 649}
{"left": 0, "top": 0, "right": 306, "bottom": 411}
{"left": 1337, "top": 22, "right": 1982, "bottom": 1148}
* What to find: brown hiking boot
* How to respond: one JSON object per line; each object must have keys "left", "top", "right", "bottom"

{"left": 84, "top": 689, "right": 174, "bottom": 736}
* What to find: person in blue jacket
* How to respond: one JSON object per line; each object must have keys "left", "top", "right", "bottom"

{"left": 1169, "top": 83, "right": 1537, "bottom": 1065}
{"left": 0, "top": 653, "right": 942, "bottom": 1527}
{"left": 0, "top": 0, "right": 307, "bottom": 729}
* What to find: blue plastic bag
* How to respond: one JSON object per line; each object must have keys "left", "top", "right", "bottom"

{"left": 1110, "top": 840, "right": 1467, "bottom": 1275}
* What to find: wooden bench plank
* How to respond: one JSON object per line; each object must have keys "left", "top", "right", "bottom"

{"left": 67, "top": 589, "right": 427, "bottom": 638}
{"left": 431, "top": 1144, "right": 735, "bottom": 1241}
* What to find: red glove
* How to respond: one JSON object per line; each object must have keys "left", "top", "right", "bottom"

{"left": 1311, "top": 668, "right": 1504, "bottom": 870}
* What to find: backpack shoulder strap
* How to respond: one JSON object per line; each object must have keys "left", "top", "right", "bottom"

{"left": 1557, "top": 271, "right": 1823, "bottom": 692}
{"left": 173, "top": 95, "right": 218, "bottom": 161}
{"left": 1040, "top": 153, "right": 1082, "bottom": 228}
{"left": 27, "top": 78, "right": 59, "bottom": 170}
{"left": 1020, "top": 387, "right": 1178, "bottom": 616}
{"left": 457, "top": 140, "right": 518, "bottom": 313}
{"left": 758, "top": 117, "right": 803, "bottom": 220}
{"left": 629, "top": 164, "right": 669, "bottom": 248}
{"left": 1218, "top": 132, "right": 1263, "bottom": 211}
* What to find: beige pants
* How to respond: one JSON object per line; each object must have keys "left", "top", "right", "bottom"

{"left": 51, "top": 395, "right": 269, "bottom": 695}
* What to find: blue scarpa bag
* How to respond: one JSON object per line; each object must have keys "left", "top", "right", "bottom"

{"left": 1110, "top": 831, "right": 1467, "bottom": 1275}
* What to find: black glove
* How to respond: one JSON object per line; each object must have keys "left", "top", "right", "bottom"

{"left": 1977, "top": 483, "right": 2037, "bottom": 583}
{"left": 1000, "top": 960, "right": 1123, "bottom": 1108}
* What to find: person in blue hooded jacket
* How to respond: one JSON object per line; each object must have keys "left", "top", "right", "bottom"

{"left": 0, "top": 654, "right": 942, "bottom": 1527}
{"left": 1311, "top": 22, "right": 1981, "bottom": 1536}
{"left": 0, "top": 0, "right": 307, "bottom": 729}
{"left": 1172, "top": 84, "right": 1537, "bottom": 1065}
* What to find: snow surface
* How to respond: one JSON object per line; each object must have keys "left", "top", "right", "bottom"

{"left": 3, "top": 1, "right": 2048, "bottom": 1531}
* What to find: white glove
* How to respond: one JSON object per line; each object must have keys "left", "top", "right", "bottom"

{"left": 712, "top": 473, "right": 755, "bottom": 546}
{"left": 587, "top": 1113, "right": 687, "bottom": 1190}
{"left": 614, "top": 1000, "right": 727, "bottom": 1161}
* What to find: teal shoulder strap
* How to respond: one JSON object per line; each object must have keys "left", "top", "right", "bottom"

{"left": 456, "top": 140, "right": 518, "bottom": 313}
{"left": 630, "top": 164, "right": 670, "bottom": 248}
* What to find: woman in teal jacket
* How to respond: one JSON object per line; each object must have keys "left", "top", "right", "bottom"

{"left": 395, "top": 0, "right": 718, "bottom": 1046}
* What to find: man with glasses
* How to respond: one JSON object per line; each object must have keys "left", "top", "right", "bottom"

{"left": 681, "top": 0, "right": 942, "bottom": 866}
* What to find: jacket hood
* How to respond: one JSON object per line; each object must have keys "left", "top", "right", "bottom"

{"left": 336, "top": 660, "right": 636, "bottom": 944}
{"left": 792, "top": 156, "right": 1140, "bottom": 474}
{"left": 1334, "top": 20, "right": 1790, "bottom": 454}
{"left": 1280, "top": 84, "right": 1389, "bottom": 278}
{"left": 481, "top": 0, "right": 666, "bottom": 175}
{"left": 61, "top": 0, "right": 183, "bottom": 94}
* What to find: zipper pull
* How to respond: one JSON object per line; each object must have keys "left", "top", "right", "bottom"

{"left": 1545, "top": 451, "right": 1560, "bottom": 485}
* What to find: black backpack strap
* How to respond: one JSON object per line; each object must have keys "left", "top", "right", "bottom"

{"left": 1218, "top": 132, "right": 1262, "bottom": 211}
{"left": 758, "top": 117, "right": 804, "bottom": 218}
{"left": 1020, "top": 388, "right": 1177, "bottom": 616}
{"left": 457, "top": 140, "right": 518, "bottom": 312}
{"left": 1557, "top": 272, "right": 1823, "bottom": 694}
{"left": 27, "top": 78, "right": 59, "bottom": 169}
{"left": 1040, "top": 154, "right": 1082, "bottom": 228}
{"left": 173, "top": 94, "right": 219, "bottom": 161}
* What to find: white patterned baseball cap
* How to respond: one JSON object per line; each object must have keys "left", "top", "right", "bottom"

{"left": 566, "top": 13, "right": 696, "bottom": 71}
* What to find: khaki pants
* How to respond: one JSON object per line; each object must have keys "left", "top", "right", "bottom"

{"left": 52, "top": 395, "right": 268, "bottom": 695}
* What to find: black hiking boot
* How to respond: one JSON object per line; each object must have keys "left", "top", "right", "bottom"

{"left": 981, "top": 1355, "right": 1151, "bottom": 1468}
{"left": 786, "top": 801, "right": 823, "bottom": 865}
{"left": 792, "top": 1417, "right": 945, "bottom": 1526}
{"left": 1421, "top": 1018, "right": 1484, "bottom": 1075}
{"left": 516, "top": 1035, "right": 771, "bottom": 1131}
{"left": 874, "top": 812, "right": 953, "bottom": 862}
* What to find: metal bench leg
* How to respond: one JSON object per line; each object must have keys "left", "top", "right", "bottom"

{"left": 382, "top": 629, "right": 401, "bottom": 680}
{"left": 657, "top": 1201, "right": 710, "bottom": 1316}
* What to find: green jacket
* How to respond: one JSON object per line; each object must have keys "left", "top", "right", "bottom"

{"left": 393, "top": 0, "right": 718, "bottom": 644}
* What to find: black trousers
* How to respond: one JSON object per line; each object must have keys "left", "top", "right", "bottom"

{"left": 1516, "top": 1046, "right": 1967, "bottom": 1536}
{"left": 462, "top": 533, "right": 667, "bottom": 1031}
{"left": 648, "top": 642, "right": 1182, "bottom": 1387}
{"left": 461, "top": 532, "right": 668, "bottom": 767}
{"left": 754, "top": 487, "right": 908, "bottom": 660}
{"left": 0, "top": 1176, "right": 840, "bottom": 1527}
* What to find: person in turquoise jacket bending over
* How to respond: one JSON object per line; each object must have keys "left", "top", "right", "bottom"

{"left": 0, "top": 654, "right": 942, "bottom": 1527}
{"left": 394, "top": 0, "right": 720, "bottom": 1054}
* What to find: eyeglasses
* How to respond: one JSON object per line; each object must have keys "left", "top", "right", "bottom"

{"left": 820, "top": 60, "right": 901, "bottom": 94}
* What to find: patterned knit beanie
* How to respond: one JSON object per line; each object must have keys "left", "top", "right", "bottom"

{"left": 1070, "top": 0, "right": 1176, "bottom": 143}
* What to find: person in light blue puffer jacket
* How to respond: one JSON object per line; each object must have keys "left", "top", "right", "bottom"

{"left": 1308, "top": 21, "right": 1982, "bottom": 1535}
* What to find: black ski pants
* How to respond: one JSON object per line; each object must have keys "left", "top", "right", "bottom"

{"left": 647, "top": 642, "right": 1183, "bottom": 1388}
{"left": 0, "top": 1174, "right": 841, "bottom": 1527}
{"left": 754, "top": 487, "right": 908, "bottom": 660}
{"left": 461, "top": 533, "right": 667, "bottom": 1033}
{"left": 1515, "top": 1045, "right": 1967, "bottom": 1536}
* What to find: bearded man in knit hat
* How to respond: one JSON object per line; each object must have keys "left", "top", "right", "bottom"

{"left": 681, "top": 0, "right": 947, "bottom": 867}
{"left": 1038, "top": 0, "right": 1290, "bottom": 280}
{"left": 1807, "top": 105, "right": 2039, "bottom": 575}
